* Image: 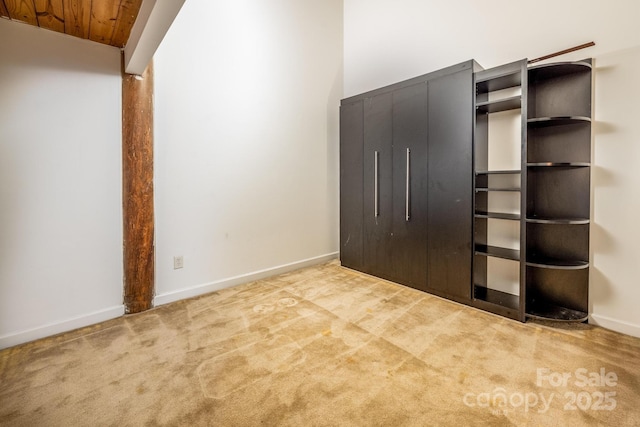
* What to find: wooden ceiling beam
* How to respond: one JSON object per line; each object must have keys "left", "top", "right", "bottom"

{"left": 2, "top": 0, "right": 181, "bottom": 71}
{"left": 124, "top": 0, "right": 185, "bottom": 75}
{"left": 4, "top": 0, "right": 37, "bottom": 25}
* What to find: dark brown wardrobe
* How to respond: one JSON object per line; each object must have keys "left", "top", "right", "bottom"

{"left": 339, "top": 61, "right": 477, "bottom": 304}
{"left": 340, "top": 57, "right": 593, "bottom": 323}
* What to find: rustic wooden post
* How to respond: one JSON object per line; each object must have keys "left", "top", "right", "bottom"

{"left": 122, "top": 55, "right": 154, "bottom": 313}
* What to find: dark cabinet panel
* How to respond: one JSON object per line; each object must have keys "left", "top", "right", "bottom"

{"left": 426, "top": 70, "right": 473, "bottom": 300}
{"left": 340, "top": 61, "right": 475, "bottom": 304}
{"left": 391, "top": 83, "right": 429, "bottom": 289}
{"left": 363, "top": 92, "right": 394, "bottom": 278}
{"left": 339, "top": 100, "right": 364, "bottom": 270}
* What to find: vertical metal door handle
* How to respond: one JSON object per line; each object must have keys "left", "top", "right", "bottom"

{"left": 406, "top": 148, "right": 410, "bottom": 221}
{"left": 374, "top": 151, "right": 379, "bottom": 217}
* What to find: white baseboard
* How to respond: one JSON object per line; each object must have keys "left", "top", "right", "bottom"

{"left": 154, "top": 252, "right": 339, "bottom": 306}
{"left": 0, "top": 305, "right": 125, "bottom": 350}
{"left": 590, "top": 313, "right": 640, "bottom": 338}
{"left": 0, "top": 254, "right": 339, "bottom": 350}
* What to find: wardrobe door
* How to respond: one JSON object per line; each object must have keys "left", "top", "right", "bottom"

{"left": 363, "top": 92, "right": 393, "bottom": 278}
{"left": 339, "top": 100, "right": 364, "bottom": 271}
{"left": 426, "top": 70, "right": 473, "bottom": 301}
{"left": 391, "top": 83, "right": 429, "bottom": 289}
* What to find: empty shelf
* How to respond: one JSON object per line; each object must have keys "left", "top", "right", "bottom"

{"left": 527, "top": 116, "right": 591, "bottom": 127}
{"left": 526, "top": 216, "right": 589, "bottom": 225}
{"left": 474, "top": 285, "right": 520, "bottom": 311}
{"left": 476, "top": 170, "right": 520, "bottom": 175}
{"left": 528, "top": 61, "right": 592, "bottom": 81}
{"left": 526, "top": 256, "right": 589, "bottom": 270}
{"left": 476, "top": 96, "right": 521, "bottom": 114}
{"left": 527, "top": 162, "right": 590, "bottom": 167}
{"left": 475, "top": 245, "right": 520, "bottom": 261}
{"left": 475, "top": 187, "right": 520, "bottom": 192}
{"left": 475, "top": 211, "right": 521, "bottom": 221}
{"left": 476, "top": 61, "right": 524, "bottom": 92}
{"left": 526, "top": 300, "right": 588, "bottom": 322}
{"left": 476, "top": 71, "right": 522, "bottom": 93}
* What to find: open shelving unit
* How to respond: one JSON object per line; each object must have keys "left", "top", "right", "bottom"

{"left": 525, "top": 60, "right": 592, "bottom": 322}
{"left": 472, "top": 60, "right": 528, "bottom": 321}
{"left": 472, "top": 58, "right": 592, "bottom": 323}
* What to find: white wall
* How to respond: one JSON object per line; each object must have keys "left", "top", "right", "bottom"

{"left": 344, "top": 0, "right": 640, "bottom": 336}
{"left": 345, "top": 0, "right": 640, "bottom": 97}
{"left": 590, "top": 45, "right": 640, "bottom": 337}
{"left": 153, "top": 1, "right": 343, "bottom": 303}
{"left": 0, "top": 22, "right": 124, "bottom": 348}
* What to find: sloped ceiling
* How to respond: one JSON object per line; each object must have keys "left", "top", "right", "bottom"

{"left": 0, "top": 0, "right": 142, "bottom": 48}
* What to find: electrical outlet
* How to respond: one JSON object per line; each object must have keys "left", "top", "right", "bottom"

{"left": 173, "top": 256, "right": 184, "bottom": 269}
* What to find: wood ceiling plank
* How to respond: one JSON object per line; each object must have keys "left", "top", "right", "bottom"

{"left": 88, "top": 0, "right": 120, "bottom": 44}
{"left": 4, "top": 0, "right": 37, "bottom": 25}
{"left": 62, "top": 0, "right": 90, "bottom": 38}
{"left": 110, "top": 0, "right": 141, "bottom": 48}
{"left": 35, "top": 0, "right": 64, "bottom": 32}
{"left": 1, "top": 1, "right": 10, "bottom": 18}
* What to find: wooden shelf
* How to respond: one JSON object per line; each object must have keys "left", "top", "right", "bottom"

{"left": 475, "top": 245, "right": 520, "bottom": 261}
{"left": 476, "top": 170, "right": 520, "bottom": 175}
{"left": 476, "top": 69, "right": 522, "bottom": 93}
{"left": 476, "top": 60, "right": 524, "bottom": 92}
{"left": 526, "top": 216, "right": 589, "bottom": 225}
{"left": 473, "top": 286, "right": 522, "bottom": 320}
{"left": 526, "top": 256, "right": 588, "bottom": 270}
{"left": 475, "top": 187, "right": 520, "bottom": 192}
{"left": 475, "top": 211, "right": 520, "bottom": 221}
{"left": 527, "top": 116, "right": 591, "bottom": 128}
{"left": 526, "top": 300, "right": 588, "bottom": 322}
{"left": 527, "top": 162, "right": 590, "bottom": 167}
{"left": 476, "top": 95, "right": 521, "bottom": 114}
{"left": 474, "top": 285, "right": 520, "bottom": 311}
{"left": 528, "top": 61, "right": 592, "bottom": 81}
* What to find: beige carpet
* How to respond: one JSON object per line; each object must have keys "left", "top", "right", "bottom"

{"left": 1, "top": 260, "right": 639, "bottom": 426}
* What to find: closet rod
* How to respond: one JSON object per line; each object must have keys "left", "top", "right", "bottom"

{"left": 528, "top": 41, "right": 595, "bottom": 64}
